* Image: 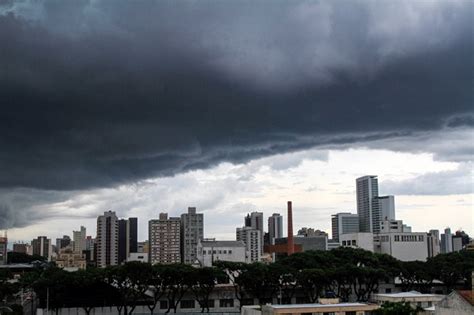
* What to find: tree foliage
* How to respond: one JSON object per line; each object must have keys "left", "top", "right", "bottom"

{"left": 13, "top": 247, "right": 473, "bottom": 313}
{"left": 374, "top": 301, "right": 423, "bottom": 315}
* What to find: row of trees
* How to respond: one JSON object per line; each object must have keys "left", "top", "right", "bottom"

{"left": 1, "top": 247, "right": 473, "bottom": 314}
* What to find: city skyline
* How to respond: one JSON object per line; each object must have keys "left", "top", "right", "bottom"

{"left": 5, "top": 164, "right": 472, "bottom": 245}
{"left": 0, "top": 1, "right": 472, "bottom": 244}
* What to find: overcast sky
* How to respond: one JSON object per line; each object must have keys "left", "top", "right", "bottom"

{"left": 0, "top": 0, "right": 472, "bottom": 243}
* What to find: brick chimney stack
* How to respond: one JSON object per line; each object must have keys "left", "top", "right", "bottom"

{"left": 287, "top": 201, "right": 294, "bottom": 255}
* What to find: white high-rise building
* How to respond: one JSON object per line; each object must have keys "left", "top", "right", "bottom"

{"left": 377, "top": 195, "right": 395, "bottom": 221}
{"left": 441, "top": 228, "right": 453, "bottom": 254}
{"left": 96, "top": 211, "right": 119, "bottom": 267}
{"left": 357, "top": 175, "right": 380, "bottom": 233}
{"left": 268, "top": 213, "right": 283, "bottom": 245}
{"left": 357, "top": 176, "right": 395, "bottom": 233}
{"left": 427, "top": 229, "right": 440, "bottom": 257}
{"left": 149, "top": 213, "right": 181, "bottom": 264}
{"left": 236, "top": 226, "right": 261, "bottom": 262}
{"left": 245, "top": 212, "right": 264, "bottom": 251}
{"left": 331, "top": 212, "right": 359, "bottom": 242}
{"left": 181, "top": 207, "right": 203, "bottom": 264}
{"left": 73, "top": 226, "right": 86, "bottom": 253}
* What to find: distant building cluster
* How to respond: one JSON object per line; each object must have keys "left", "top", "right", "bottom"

{"left": 331, "top": 175, "right": 467, "bottom": 261}
{"left": 1, "top": 175, "right": 471, "bottom": 268}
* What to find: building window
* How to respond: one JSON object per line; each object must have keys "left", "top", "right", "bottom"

{"left": 394, "top": 235, "right": 400, "bottom": 242}
{"left": 206, "top": 299, "right": 215, "bottom": 308}
{"left": 180, "top": 300, "right": 195, "bottom": 309}
{"left": 219, "top": 299, "right": 234, "bottom": 308}
{"left": 229, "top": 250, "right": 232, "bottom": 254}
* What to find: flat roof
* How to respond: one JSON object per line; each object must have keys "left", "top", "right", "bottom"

{"left": 201, "top": 240, "right": 245, "bottom": 247}
{"left": 269, "top": 303, "right": 375, "bottom": 309}
{"left": 374, "top": 291, "right": 444, "bottom": 298}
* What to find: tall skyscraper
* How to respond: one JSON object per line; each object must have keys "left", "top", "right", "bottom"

{"left": 0, "top": 235, "right": 7, "bottom": 265}
{"left": 236, "top": 226, "right": 261, "bottom": 262}
{"left": 244, "top": 214, "right": 252, "bottom": 227}
{"left": 331, "top": 213, "right": 359, "bottom": 242}
{"left": 118, "top": 217, "right": 138, "bottom": 264}
{"left": 440, "top": 227, "right": 453, "bottom": 254}
{"left": 181, "top": 207, "right": 204, "bottom": 264}
{"left": 356, "top": 176, "right": 395, "bottom": 233}
{"left": 85, "top": 236, "right": 95, "bottom": 262}
{"left": 73, "top": 226, "right": 86, "bottom": 253}
{"left": 245, "top": 211, "right": 264, "bottom": 252}
{"left": 128, "top": 217, "right": 138, "bottom": 253}
{"left": 268, "top": 213, "right": 283, "bottom": 245}
{"left": 427, "top": 229, "right": 440, "bottom": 257}
{"left": 118, "top": 219, "right": 128, "bottom": 264}
{"left": 356, "top": 175, "right": 380, "bottom": 233}
{"left": 96, "top": 211, "right": 119, "bottom": 267}
{"left": 32, "top": 236, "right": 52, "bottom": 261}
{"left": 452, "top": 236, "right": 463, "bottom": 252}
{"left": 149, "top": 213, "right": 181, "bottom": 264}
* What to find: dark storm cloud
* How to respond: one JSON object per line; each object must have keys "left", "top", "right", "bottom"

{"left": 0, "top": 0, "right": 472, "bottom": 191}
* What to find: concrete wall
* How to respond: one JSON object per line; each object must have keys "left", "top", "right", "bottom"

{"left": 378, "top": 233, "right": 428, "bottom": 261}
{"left": 340, "top": 232, "right": 374, "bottom": 252}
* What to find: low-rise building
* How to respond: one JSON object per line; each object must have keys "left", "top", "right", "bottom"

{"left": 373, "top": 291, "right": 444, "bottom": 314}
{"left": 259, "top": 302, "right": 379, "bottom": 315}
{"left": 55, "top": 247, "right": 87, "bottom": 271}
{"left": 435, "top": 290, "right": 473, "bottom": 315}
{"left": 197, "top": 239, "right": 247, "bottom": 266}
{"left": 327, "top": 240, "right": 341, "bottom": 250}
{"left": 127, "top": 252, "right": 148, "bottom": 263}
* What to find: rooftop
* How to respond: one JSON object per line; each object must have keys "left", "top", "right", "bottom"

{"left": 374, "top": 291, "right": 444, "bottom": 298}
{"left": 457, "top": 290, "right": 474, "bottom": 306}
{"left": 269, "top": 303, "right": 376, "bottom": 309}
{"left": 201, "top": 240, "right": 245, "bottom": 248}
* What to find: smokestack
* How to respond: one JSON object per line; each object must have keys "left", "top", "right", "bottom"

{"left": 287, "top": 201, "right": 294, "bottom": 255}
